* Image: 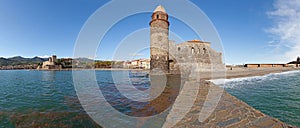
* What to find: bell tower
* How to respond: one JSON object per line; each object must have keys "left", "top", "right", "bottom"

{"left": 150, "top": 5, "right": 170, "bottom": 73}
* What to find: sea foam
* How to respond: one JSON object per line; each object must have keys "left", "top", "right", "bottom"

{"left": 209, "top": 70, "right": 300, "bottom": 88}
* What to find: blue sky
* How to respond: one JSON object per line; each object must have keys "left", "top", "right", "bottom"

{"left": 0, "top": 0, "right": 299, "bottom": 64}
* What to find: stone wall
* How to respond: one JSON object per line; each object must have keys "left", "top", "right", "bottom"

{"left": 173, "top": 42, "right": 222, "bottom": 64}
{"left": 169, "top": 41, "right": 224, "bottom": 74}
{"left": 150, "top": 11, "right": 170, "bottom": 73}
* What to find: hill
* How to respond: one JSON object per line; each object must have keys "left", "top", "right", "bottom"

{"left": 0, "top": 56, "right": 48, "bottom": 66}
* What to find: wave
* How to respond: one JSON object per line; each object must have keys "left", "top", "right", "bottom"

{"left": 269, "top": 70, "right": 300, "bottom": 76}
{"left": 209, "top": 70, "right": 300, "bottom": 88}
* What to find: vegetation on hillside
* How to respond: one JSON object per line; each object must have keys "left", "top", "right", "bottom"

{"left": 0, "top": 56, "right": 125, "bottom": 69}
{"left": 0, "top": 56, "right": 47, "bottom": 66}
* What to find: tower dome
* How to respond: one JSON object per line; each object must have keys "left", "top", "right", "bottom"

{"left": 154, "top": 5, "right": 166, "bottom": 13}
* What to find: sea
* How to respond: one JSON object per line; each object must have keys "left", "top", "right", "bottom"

{"left": 211, "top": 70, "right": 300, "bottom": 127}
{"left": 0, "top": 70, "right": 150, "bottom": 127}
{"left": 0, "top": 70, "right": 299, "bottom": 127}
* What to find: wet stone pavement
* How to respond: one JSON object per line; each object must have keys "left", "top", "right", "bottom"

{"left": 164, "top": 81, "right": 297, "bottom": 128}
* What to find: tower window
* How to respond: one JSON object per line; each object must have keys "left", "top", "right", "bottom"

{"left": 192, "top": 47, "right": 195, "bottom": 54}
{"left": 156, "top": 15, "right": 159, "bottom": 19}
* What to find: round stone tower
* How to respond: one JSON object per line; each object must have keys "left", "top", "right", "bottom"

{"left": 150, "top": 5, "right": 170, "bottom": 73}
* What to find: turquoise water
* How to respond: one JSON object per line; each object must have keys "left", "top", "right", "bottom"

{"left": 0, "top": 70, "right": 100, "bottom": 127}
{"left": 1, "top": 70, "right": 299, "bottom": 127}
{"left": 219, "top": 71, "right": 300, "bottom": 127}
{"left": 0, "top": 70, "right": 152, "bottom": 127}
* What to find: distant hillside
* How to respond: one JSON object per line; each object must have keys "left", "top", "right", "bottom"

{"left": 288, "top": 61, "right": 296, "bottom": 64}
{"left": 0, "top": 56, "right": 48, "bottom": 66}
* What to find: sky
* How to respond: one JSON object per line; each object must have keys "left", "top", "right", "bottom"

{"left": 0, "top": 0, "right": 299, "bottom": 64}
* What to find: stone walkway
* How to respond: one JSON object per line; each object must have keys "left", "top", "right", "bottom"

{"left": 163, "top": 81, "right": 297, "bottom": 128}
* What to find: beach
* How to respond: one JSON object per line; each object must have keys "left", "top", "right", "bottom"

{"left": 199, "top": 67, "right": 300, "bottom": 80}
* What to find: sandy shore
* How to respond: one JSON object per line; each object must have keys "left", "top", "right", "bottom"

{"left": 227, "top": 67, "right": 299, "bottom": 78}
{"left": 199, "top": 67, "right": 300, "bottom": 80}
{"left": 32, "top": 67, "right": 300, "bottom": 78}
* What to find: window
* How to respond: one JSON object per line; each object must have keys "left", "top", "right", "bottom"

{"left": 203, "top": 48, "right": 207, "bottom": 54}
{"left": 178, "top": 47, "right": 181, "bottom": 51}
{"left": 156, "top": 15, "right": 159, "bottom": 19}
{"left": 192, "top": 47, "right": 195, "bottom": 54}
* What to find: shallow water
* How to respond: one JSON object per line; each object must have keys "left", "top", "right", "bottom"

{"left": 212, "top": 70, "right": 300, "bottom": 126}
{"left": 0, "top": 70, "right": 151, "bottom": 127}
{"left": 1, "top": 70, "right": 299, "bottom": 127}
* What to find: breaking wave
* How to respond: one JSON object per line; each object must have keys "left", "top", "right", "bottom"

{"left": 209, "top": 70, "right": 300, "bottom": 88}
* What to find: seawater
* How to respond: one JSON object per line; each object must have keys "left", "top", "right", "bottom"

{"left": 211, "top": 70, "right": 300, "bottom": 127}
{"left": 1, "top": 70, "right": 299, "bottom": 127}
{"left": 0, "top": 70, "right": 150, "bottom": 127}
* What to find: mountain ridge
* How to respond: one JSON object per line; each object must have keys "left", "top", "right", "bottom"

{"left": 0, "top": 56, "right": 48, "bottom": 66}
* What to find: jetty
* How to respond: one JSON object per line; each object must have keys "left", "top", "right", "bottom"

{"left": 163, "top": 67, "right": 298, "bottom": 128}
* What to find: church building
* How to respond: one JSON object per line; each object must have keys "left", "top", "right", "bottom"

{"left": 150, "top": 5, "right": 223, "bottom": 74}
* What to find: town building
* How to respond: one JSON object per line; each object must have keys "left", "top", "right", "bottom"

{"left": 124, "top": 59, "right": 150, "bottom": 69}
{"left": 245, "top": 57, "right": 300, "bottom": 68}
{"left": 244, "top": 64, "right": 288, "bottom": 68}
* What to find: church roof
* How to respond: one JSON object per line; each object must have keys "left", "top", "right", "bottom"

{"left": 187, "top": 39, "right": 210, "bottom": 44}
{"left": 154, "top": 5, "right": 166, "bottom": 13}
{"left": 188, "top": 39, "right": 201, "bottom": 43}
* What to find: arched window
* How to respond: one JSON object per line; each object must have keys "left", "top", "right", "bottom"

{"left": 192, "top": 47, "right": 195, "bottom": 54}
{"left": 156, "top": 15, "right": 159, "bottom": 19}
{"left": 203, "top": 48, "right": 207, "bottom": 54}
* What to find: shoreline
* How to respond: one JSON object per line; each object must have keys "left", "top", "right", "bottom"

{"left": 32, "top": 68, "right": 147, "bottom": 71}
{"left": 209, "top": 69, "right": 300, "bottom": 84}
{"left": 225, "top": 67, "right": 300, "bottom": 79}
{"left": 0, "top": 67, "right": 298, "bottom": 127}
{"left": 2, "top": 67, "right": 299, "bottom": 81}
{"left": 198, "top": 67, "right": 300, "bottom": 80}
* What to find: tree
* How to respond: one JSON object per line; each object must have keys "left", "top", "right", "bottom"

{"left": 297, "top": 57, "right": 300, "bottom": 67}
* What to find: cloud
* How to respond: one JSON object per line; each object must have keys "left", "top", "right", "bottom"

{"left": 129, "top": 54, "right": 143, "bottom": 57}
{"left": 37, "top": 55, "right": 50, "bottom": 58}
{"left": 267, "top": 0, "right": 300, "bottom": 61}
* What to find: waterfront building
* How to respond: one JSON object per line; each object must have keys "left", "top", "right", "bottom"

{"left": 150, "top": 5, "right": 223, "bottom": 73}
{"left": 37, "top": 55, "right": 62, "bottom": 70}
